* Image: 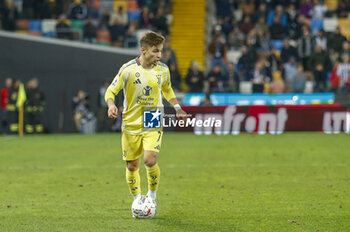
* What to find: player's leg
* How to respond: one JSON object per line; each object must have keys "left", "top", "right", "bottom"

{"left": 126, "top": 158, "right": 141, "bottom": 200}
{"left": 143, "top": 131, "right": 163, "bottom": 201}
{"left": 122, "top": 132, "right": 143, "bottom": 200}
{"left": 144, "top": 150, "right": 160, "bottom": 200}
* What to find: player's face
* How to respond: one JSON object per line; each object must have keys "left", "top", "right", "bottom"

{"left": 144, "top": 44, "right": 163, "bottom": 66}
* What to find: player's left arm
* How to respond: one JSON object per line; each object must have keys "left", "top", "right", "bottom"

{"left": 161, "top": 67, "right": 187, "bottom": 121}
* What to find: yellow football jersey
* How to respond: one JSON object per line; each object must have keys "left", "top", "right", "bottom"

{"left": 105, "top": 57, "right": 176, "bottom": 135}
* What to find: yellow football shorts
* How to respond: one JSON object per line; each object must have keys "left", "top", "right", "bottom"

{"left": 121, "top": 131, "right": 163, "bottom": 161}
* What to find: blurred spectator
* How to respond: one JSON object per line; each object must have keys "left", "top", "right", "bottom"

{"left": 250, "top": 61, "right": 267, "bottom": 93}
{"left": 267, "top": 47, "right": 280, "bottom": 74}
{"left": 256, "top": 28, "right": 270, "bottom": 52}
{"left": 185, "top": 61, "right": 204, "bottom": 93}
{"left": 336, "top": 54, "right": 350, "bottom": 93}
{"left": 169, "top": 63, "right": 181, "bottom": 92}
{"left": 254, "top": 17, "right": 269, "bottom": 38}
{"left": 315, "top": 29, "right": 327, "bottom": 51}
{"left": 313, "top": 63, "right": 328, "bottom": 92}
{"left": 109, "top": 6, "right": 127, "bottom": 27}
{"left": 1, "top": 0, "right": 18, "bottom": 31}
{"left": 330, "top": 61, "right": 340, "bottom": 93}
{"left": 150, "top": 7, "right": 169, "bottom": 36}
{"left": 336, "top": 0, "right": 350, "bottom": 18}
{"left": 227, "top": 26, "right": 245, "bottom": 50}
{"left": 281, "top": 39, "right": 298, "bottom": 64}
{"left": 7, "top": 79, "right": 20, "bottom": 134}
{"left": 0, "top": 78, "right": 12, "bottom": 133}
{"left": 300, "top": 0, "right": 313, "bottom": 18}
{"left": 109, "top": 18, "right": 125, "bottom": 47}
{"left": 308, "top": 45, "right": 332, "bottom": 73}
{"left": 162, "top": 40, "right": 178, "bottom": 66}
{"left": 56, "top": 14, "right": 71, "bottom": 40}
{"left": 72, "top": 90, "right": 89, "bottom": 132}
{"left": 267, "top": 5, "right": 287, "bottom": 26}
{"left": 253, "top": 3, "right": 268, "bottom": 23}
{"left": 269, "top": 71, "right": 285, "bottom": 93}
{"left": 227, "top": 62, "right": 240, "bottom": 93}
{"left": 286, "top": 4, "right": 298, "bottom": 24}
{"left": 25, "top": 78, "right": 45, "bottom": 134}
{"left": 199, "top": 93, "right": 213, "bottom": 107}
{"left": 206, "top": 63, "right": 227, "bottom": 93}
{"left": 208, "top": 34, "right": 227, "bottom": 68}
{"left": 291, "top": 63, "right": 306, "bottom": 93}
{"left": 215, "top": 0, "right": 233, "bottom": 18}
{"left": 327, "top": 27, "right": 346, "bottom": 53}
{"left": 238, "top": 46, "right": 255, "bottom": 81}
{"left": 83, "top": 17, "right": 97, "bottom": 44}
{"left": 310, "top": 0, "right": 327, "bottom": 19}
{"left": 340, "top": 41, "right": 350, "bottom": 58}
{"left": 99, "top": 9, "right": 110, "bottom": 30}
{"left": 287, "top": 15, "right": 305, "bottom": 40}
{"left": 124, "top": 24, "right": 138, "bottom": 48}
{"left": 329, "top": 48, "right": 339, "bottom": 66}
{"left": 139, "top": 6, "right": 152, "bottom": 29}
{"left": 67, "top": 0, "right": 87, "bottom": 20}
{"left": 269, "top": 15, "right": 286, "bottom": 40}
{"left": 298, "top": 27, "right": 315, "bottom": 70}
{"left": 283, "top": 56, "right": 298, "bottom": 91}
{"left": 97, "top": 81, "right": 114, "bottom": 132}
{"left": 239, "top": 16, "right": 253, "bottom": 35}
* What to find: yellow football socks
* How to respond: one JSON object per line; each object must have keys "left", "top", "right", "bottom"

{"left": 145, "top": 163, "right": 160, "bottom": 192}
{"left": 126, "top": 168, "right": 141, "bottom": 198}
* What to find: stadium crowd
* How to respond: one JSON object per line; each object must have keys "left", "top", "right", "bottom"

{"left": 197, "top": 0, "right": 350, "bottom": 94}
{"left": 0, "top": 0, "right": 172, "bottom": 48}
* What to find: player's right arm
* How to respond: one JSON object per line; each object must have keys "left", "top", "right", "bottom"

{"left": 105, "top": 64, "right": 128, "bottom": 119}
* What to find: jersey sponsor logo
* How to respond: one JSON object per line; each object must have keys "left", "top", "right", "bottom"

{"left": 143, "top": 86, "right": 152, "bottom": 96}
{"left": 143, "top": 109, "right": 161, "bottom": 128}
{"left": 135, "top": 72, "right": 140, "bottom": 78}
{"left": 123, "top": 150, "right": 127, "bottom": 158}
{"left": 133, "top": 79, "right": 141, "bottom": 84}
{"left": 154, "top": 145, "right": 160, "bottom": 150}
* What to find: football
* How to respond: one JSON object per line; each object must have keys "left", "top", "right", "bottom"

{"left": 131, "top": 195, "right": 157, "bottom": 219}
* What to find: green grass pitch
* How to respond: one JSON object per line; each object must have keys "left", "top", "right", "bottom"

{"left": 0, "top": 132, "right": 349, "bottom": 231}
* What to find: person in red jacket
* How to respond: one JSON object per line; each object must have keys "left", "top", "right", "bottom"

{"left": 0, "top": 78, "right": 12, "bottom": 133}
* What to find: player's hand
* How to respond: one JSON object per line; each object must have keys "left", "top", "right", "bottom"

{"left": 176, "top": 109, "right": 187, "bottom": 121}
{"left": 108, "top": 104, "right": 118, "bottom": 119}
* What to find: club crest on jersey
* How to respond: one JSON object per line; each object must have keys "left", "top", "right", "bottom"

{"left": 135, "top": 72, "right": 140, "bottom": 78}
{"left": 143, "top": 86, "right": 152, "bottom": 96}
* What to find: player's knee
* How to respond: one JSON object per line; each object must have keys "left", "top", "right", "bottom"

{"left": 126, "top": 161, "right": 139, "bottom": 171}
{"left": 144, "top": 159, "right": 156, "bottom": 167}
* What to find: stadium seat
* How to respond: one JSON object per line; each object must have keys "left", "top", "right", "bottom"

{"left": 127, "top": 11, "right": 141, "bottom": 21}
{"left": 15, "top": 19, "right": 29, "bottom": 30}
{"left": 325, "top": 0, "right": 338, "bottom": 10}
{"left": 29, "top": 20, "right": 42, "bottom": 32}
{"left": 113, "top": 0, "right": 127, "bottom": 9}
{"left": 42, "top": 19, "right": 56, "bottom": 37}
{"left": 97, "top": 30, "right": 111, "bottom": 43}
{"left": 227, "top": 50, "right": 242, "bottom": 64}
{"left": 240, "top": 81, "right": 252, "bottom": 94}
{"left": 338, "top": 19, "right": 350, "bottom": 38}
{"left": 270, "top": 40, "right": 284, "bottom": 51}
{"left": 323, "top": 18, "right": 338, "bottom": 32}
{"left": 311, "top": 18, "right": 323, "bottom": 33}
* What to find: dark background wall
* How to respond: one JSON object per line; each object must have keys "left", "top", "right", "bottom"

{"left": 0, "top": 32, "right": 138, "bottom": 132}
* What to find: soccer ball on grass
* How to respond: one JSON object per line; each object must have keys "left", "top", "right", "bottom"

{"left": 131, "top": 195, "right": 157, "bottom": 219}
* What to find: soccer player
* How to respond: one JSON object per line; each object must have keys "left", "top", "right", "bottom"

{"left": 104, "top": 31, "right": 187, "bottom": 215}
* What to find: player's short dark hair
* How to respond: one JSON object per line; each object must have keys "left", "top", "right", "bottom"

{"left": 140, "top": 31, "right": 165, "bottom": 48}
